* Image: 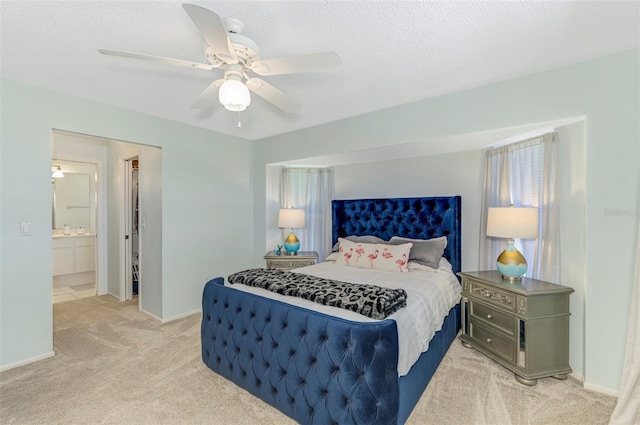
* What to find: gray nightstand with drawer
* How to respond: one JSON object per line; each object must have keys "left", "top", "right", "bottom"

{"left": 264, "top": 251, "right": 318, "bottom": 270}
{"left": 458, "top": 271, "right": 574, "bottom": 386}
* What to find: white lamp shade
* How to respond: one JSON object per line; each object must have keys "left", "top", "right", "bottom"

{"left": 487, "top": 207, "right": 539, "bottom": 239}
{"left": 219, "top": 79, "right": 250, "bottom": 112}
{"left": 278, "top": 208, "right": 305, "bottom": 228}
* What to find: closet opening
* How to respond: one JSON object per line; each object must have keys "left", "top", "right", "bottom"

{"left": 122, "top": 155, "right": 140, "bottom": 303}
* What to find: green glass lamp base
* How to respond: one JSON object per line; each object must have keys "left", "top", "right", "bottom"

{"left": 496, "top": 239, "right": 528, "bottom": 281}
{"left": 284, "top": 232, "right": 300, "bottom": 255}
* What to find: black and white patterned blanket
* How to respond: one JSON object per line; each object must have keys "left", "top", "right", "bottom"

{"left": 228, "top": 268, "right": 407, "bottom": 320}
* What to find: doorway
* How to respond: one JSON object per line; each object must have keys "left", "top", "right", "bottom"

{"left": 123, "top": 156, "right": 140, "bottom": 302}
{"left": 117, "top": 143, "right": 162, "bottom": 316}
{"left": 51, "top": 159, "right": 99, "bottom": 304}
{"left": 53, "top": 129, "right": 163, "bottom": 317}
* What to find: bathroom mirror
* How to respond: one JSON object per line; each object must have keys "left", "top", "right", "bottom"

{"left": 52, "top": 173, "right": 91, "bottom": 230}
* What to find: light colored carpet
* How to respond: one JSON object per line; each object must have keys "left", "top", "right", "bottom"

{"left": 0, "top": 295, "right": 616, "bottom": 425}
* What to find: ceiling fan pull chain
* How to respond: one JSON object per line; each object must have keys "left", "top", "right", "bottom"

{"left": 237, "top": 111, "right": 242, "bottom": 128}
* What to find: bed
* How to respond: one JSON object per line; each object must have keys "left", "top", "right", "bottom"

{"left": 201, "top": 196, "right": 462, "bottom": 424}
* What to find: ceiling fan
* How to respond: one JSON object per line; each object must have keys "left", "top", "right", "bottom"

{"left": 98, "top": 3, "right": 341, "bottom": 115}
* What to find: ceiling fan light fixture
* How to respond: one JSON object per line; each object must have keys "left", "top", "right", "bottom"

{"left": 98, "top": 4, "right": 339, "bottom": 115}
{"left": 52, "top": 165, "right": 64, "bottom": 178}
{"left": 219, "top": 79, "right": 251, "bottom": 112}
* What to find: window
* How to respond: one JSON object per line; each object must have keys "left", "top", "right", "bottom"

{"left": 281, "top": 168, "right": 333, "bottom": 259}
{"left": 479, "top": 133, "right": 559, "bottom": 282}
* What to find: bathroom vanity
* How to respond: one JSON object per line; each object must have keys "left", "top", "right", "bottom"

{"left": 51, "top": 162, "right": 97, "bottom": 289}
{"left": 52, "top": 234, "right": 95, "bottom": 286}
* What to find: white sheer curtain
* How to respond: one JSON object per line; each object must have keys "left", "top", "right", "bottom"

{"left": 479, "top": 133, "right": 560, "bottom": 282}
{"left": 609, "top": 217, "right": 640, "bottom": 424}
{"left": 281, "top": 168, "right": 333, "bottom": 261}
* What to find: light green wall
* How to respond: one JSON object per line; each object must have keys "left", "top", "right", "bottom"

{"left": 1, "top": 49, "right": 637, "bottom": 393}
{"left": 253, "top": 49, "right": 640, "bottom": 392}
{"left": 333, "top": 149, "right": 484, "bottom": 273}
{"left": 332, "top": 121, "right": 589, "bottom": 382}
{"left": 0, "top": 79, "right": 253, "bottom": 368}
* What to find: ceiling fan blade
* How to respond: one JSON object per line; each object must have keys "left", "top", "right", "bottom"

{"left": 251, "top": 51, "right": 341, "bottom": 76}
{"left": 191, "top": 79, "right": 225, "bottom": 109}
{"left": 246, "top": 78, "right": 300, "bottom": 114}
{"left": 182, "top": 4, "right": 237, "bottom": 64}
{"left": 98, "top": 48, "right": 214, "bottom": 70}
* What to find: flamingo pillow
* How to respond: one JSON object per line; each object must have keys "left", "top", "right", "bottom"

{"left": 336, "top": 238, "right": 412, "bottom": 272}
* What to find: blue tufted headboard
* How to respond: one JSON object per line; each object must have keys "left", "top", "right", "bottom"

{"left": 332, "top": 196, "right": 462, "bottom": 275}
{"left": 201, "top": 195, "right": 462, "bottom": 425}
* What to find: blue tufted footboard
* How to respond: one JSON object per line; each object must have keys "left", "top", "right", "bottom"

{"left": 201, "top": 277, "right": 402, "bottom": 425}
{"left": 202, "top": 196, "right": 462, "bottom": 424}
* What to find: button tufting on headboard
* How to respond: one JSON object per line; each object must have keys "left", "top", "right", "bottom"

{"left": 332, "top": 196, "right": 461, "bottom": 275}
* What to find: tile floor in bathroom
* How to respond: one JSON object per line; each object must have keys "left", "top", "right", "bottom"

{"left": 53, "top": 283, "right": 96, "bottom": 304}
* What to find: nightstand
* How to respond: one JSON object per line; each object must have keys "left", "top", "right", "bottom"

{"left": 458, "top": 271, "right": 574, "bottom": 386}
{"left": 264, "top": 251, "right": 318, "bottom": 270}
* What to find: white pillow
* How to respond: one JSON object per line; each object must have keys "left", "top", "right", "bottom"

{"left": 407, "top": 257, "right": 453, "bottom": 272}
{"left": 388, "top": 236, "right": 447, "bottom": 269}
{"left": 325, "top": 252, "right": 339, "bottom": 262}
{"left": 331, "top": 235, "right": 386, "bottom": 252}
{"left": 336, "top": 238, "right": 412, "bottom": 272}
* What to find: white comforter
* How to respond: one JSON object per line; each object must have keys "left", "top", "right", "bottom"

{"left": 225, "top": 260, "right": 461, "bottom": 376}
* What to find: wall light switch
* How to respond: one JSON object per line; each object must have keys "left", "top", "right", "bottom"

{"left": 20, "top": 222, "right": 32, "bottom": 236}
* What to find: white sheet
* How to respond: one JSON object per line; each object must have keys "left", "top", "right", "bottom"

{"left": 225, "top": 260, "right": 461, "bottom": 376}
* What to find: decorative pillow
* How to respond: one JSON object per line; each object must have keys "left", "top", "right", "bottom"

{"left": 325, "top": 252, "right": 339, "bottom": 262}
{"left": 336, "top": 238, "right": 412, "bottom": 272}
{"left": 388, "top": 236, "right": 447, "bottom": 269}
{"left": 407, "top": 257, "right": 453, "bottom": 272}
{"left": 331, "top": 235, "right": 386, "bottom": 252}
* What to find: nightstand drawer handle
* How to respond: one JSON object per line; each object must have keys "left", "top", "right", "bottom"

{"left": 487, "top": 314, "right": 493, "bottom": 320}
{"left": 486, "top": 338, "right": 492, "bottom": 343}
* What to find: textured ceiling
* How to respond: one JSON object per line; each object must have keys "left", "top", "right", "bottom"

{"left": 1, "top": 1, "right": 638, "bottom": 141}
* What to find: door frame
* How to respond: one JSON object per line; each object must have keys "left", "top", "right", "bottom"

{"left": 51, "top": 155, "right": 106, "bottom": 296}
{"left": 119, "top": 151, "right": 141, "bottom": 306}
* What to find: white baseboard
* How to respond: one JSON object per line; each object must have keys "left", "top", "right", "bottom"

{"left": 569, "top": 371, "right": 584, "bottom": 383}
{"left": 0, "top": 351, "right": 55, "bottom": 372}
{"left": 140, "top": 308, "right": 162, "bottom": 322}
{"left": 568, "top": 371, "right": 618, "bottom": 397}
{"left": 161, "top": 308, "right": 201, "bottom": 323}
{"left": 584, "top": 382, "right": 619, "bottom": 397}
{"left": 139, "top": 307, "right": 200, "bottom": 323}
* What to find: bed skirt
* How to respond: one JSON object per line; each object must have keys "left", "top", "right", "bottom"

{"left": 201, "top": 277, "right": 460, "bottom": 424}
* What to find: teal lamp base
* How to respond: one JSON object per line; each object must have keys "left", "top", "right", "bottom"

{"left": 284, "top": 233, "right": 300, "bottom": 255}
{"left": 496, "top": 239, "right": 527, "bottom": 281}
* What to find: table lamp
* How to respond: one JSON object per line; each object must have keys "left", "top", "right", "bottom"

{"left": 278, "top": 208, "right": 306, "bottom": 255}
{"left": 486, "top": 205, "right": 539, "bottom": 281}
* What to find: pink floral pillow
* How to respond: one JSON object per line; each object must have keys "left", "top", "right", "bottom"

{"left": 336, "top": 238, "right": 412, "bottom": 272}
